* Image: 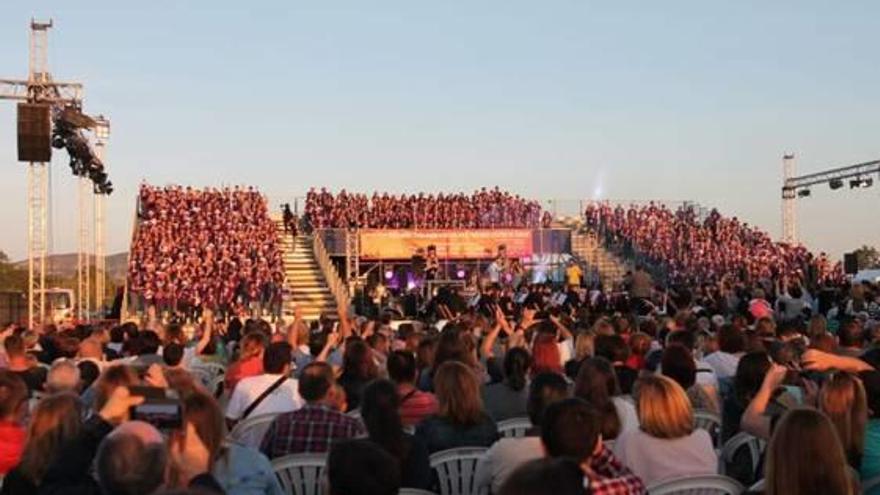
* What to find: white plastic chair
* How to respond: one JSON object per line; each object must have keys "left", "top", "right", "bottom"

{"left": 207, "top": 374, "right": 225, "bottom": 398}
{"left": 497, "top": 417, "right": 532, "bottom": 438}
{"left": 429, "top": 447, "right": 488, "bottom": 495}
{"left": 646, "top": 474, "right": 745, "bottom": 495}
{"left": 694, "top": 410, "right": 722, "bottom": 447}
{"left": 271, "top": 453, "right": 327, "bottom": 495}
{"left": 748, "top": 479, "right": 764, "bottom": 492}
{"left": 188, "top": 368, "right": 213, "bottom": 388}
{"left": 228, "top": 413, "right": 280, "bottom": 449}
{"left": 718, "top": 432, "right": 765, "bottom": 477}
{"left": 192, "top": 361, "right": 226, "bottom": 378}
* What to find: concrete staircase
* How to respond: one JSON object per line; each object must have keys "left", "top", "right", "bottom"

{"left": 276, "top": 221, "right": 337, "bottom": 321}
{"left": 571, "top": 231, "right": 630, "bottom": 288}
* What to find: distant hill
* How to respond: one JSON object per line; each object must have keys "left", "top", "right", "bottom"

{"left": 14, "top": 252, "right": 128, "bottom": 282}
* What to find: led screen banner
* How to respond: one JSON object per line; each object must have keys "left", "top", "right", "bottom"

{"left": 359, "top": 229, "right": 534, "bottom": 260}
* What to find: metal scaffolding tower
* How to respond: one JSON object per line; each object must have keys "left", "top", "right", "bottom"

{"left": 1, "top": 20, "right": 85, "bottom": 328}
{"left": 27, "top": 163, "right": 49, "bottom": 328}
{"left": 93, "top": 117, "right": 110, "bottom": 316}
{"left": 78, "top": 177, "right": 91, "bottom": 319}
{"left": 26, "top": 21, "right": 52, "bottom": 329}
{"left": 781, "top": 154, "right": 797, "bottom": 245}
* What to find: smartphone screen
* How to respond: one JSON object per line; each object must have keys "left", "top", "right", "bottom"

{"left": 129, "top": 386, "right": 182, "bottom": 430}
{"left": 131, "top": 400, "right": 182, "bottom": 430}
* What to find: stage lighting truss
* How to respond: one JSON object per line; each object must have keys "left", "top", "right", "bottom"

{"left": 849, "top": 177, "right": 873, "bottom": 189}
{"left": 783, "top": 159, "right": 880, "bottom": 200}
{"left": 51, "top": 105, "right": 113, "bottom": 195}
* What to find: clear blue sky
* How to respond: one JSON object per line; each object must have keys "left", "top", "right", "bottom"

{"left": 1, "top": 1, "right": 878, "bottom": 261}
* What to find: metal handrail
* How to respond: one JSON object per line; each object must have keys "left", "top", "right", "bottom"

{"left": 313, "top": 233, "right": 350, "bottom": 311}
{"left": 121, "top": 196, "right": 143, "bottom": 321}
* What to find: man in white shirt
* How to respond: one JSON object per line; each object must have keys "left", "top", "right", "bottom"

{"left": 702, "top": 326, "right": 745, "bottom": 380}
{"left": 226, "top": 341, "right": 303, "bottom": 445}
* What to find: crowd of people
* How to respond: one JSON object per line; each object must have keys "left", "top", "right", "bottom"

{"left": 304, "top": 187, "right": 544, "bottom": 229}
{"left": 4, "top": 187, "right": 880, "bottom": 495}
{"left": 1, "top": 256, "right": 879, "bottom": 494}
{"left": 128, "top": 184, "right": 284, "bottom": 315}
{"left": 585, "top": 202, "right": 843, "bottom": 287}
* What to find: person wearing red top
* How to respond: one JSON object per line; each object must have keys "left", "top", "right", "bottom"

{"left": 0, "top": 370, "right": 28, "bottom": 475}
{"left": 624, "top": 333, "right": 652, "bottom": 371}
{"left": 224, "top": 332, "right": 267, "bottom": 393}
{"left": 532, "top": 332, "right": 563, "bottom": 376}
{"left": 387, "top": 350, "right": 438, "bottom": 428}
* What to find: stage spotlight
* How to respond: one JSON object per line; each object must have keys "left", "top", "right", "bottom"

{"left": 829, "top": 179, "right": 843, "bottom": 190}
{"left": 865, "top": 178, "right": 874, "bottom": 188}
{"left": 384, "top": 269, "right": 394, "bottom": 280}
{"left": 797, "top": 189, "right": 811, "bottom": 198}
{"left": 456, "top": 269, "right": 466, "bottom": 279}
{"left": 850, "top": 179, "right": 862, "bottom": 189}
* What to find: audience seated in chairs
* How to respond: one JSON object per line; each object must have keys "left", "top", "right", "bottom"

{"left": 613, "top": 375, "right": 716, "bottom": 486}
{"left": 182, "top": 391, "right": 283, "bottom": 495}
{"left": 573, "top": 357, "right": 639, "bottom": 441}
{"left": 415, "top": 361, "right": 500, "bottom": 454}
{"left": 326, "top": 439, "right": 401, "bottom": 495}
{"left": 499, "top": 458, "right": 589, "bottom": 495}
{"left": 387, "top": 350, "right": 438, "bottom": 428}
{"left": 475, "top": 371, "right": 570, "bottom": 494}
{"left": 260, "top": 361, "right": 365, "bottom": 458}
{"left": 225, "top": 342, "right": 303, "bottom": 430}
{"left": 37, "top": 386, "right": 226, "bottom": 495}
{"left": 481, "top": 347, "right": 531, "bottom": 422}
{"left": 360, "top": 379, "right": 433, "bottom": 490}
{"left": 764, "top": 408, "right": 854, "bottom": 495}
{"left": 541, "top": 398, "right": 646, "bottom": 495}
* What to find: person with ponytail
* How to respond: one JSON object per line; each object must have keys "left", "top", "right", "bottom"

{"left": 361, "top": 379, "right": 432, "bottom": 490}
{"left": 482, "top": 347, "right": 532, "bottom": 421}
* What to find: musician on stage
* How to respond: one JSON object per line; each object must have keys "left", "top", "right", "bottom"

{"left": 425, "top": 244, "right": 440, "bottom": 280}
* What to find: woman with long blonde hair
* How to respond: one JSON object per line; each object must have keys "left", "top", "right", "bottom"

{"left": 1, "top": 394, "right": 82, "bottom": 494}
{"left": 819, "top": 372, "right": 868, "bottom": 470}
{"left": 766, "top": 408, "right": 852, "bottom": 495}
{"left": 416, "top": 361, "right": 499, "bottom": 453}
{"left": 613, "top": 374, "right": 715, "bottom": 486}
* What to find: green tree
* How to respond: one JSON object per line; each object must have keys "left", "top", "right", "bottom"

{"left": 0, "top": 250, "right": 28, "bottom": 292}
{"left": 854, "top": 245, "right": 880, "bottom": 270}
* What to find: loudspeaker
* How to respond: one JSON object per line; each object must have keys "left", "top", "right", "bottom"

{"left": 17, "top": 103, "right": 52, "bottom": 162}
{"left": 844, "top": 252, "right": 858, "bottom": 275}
